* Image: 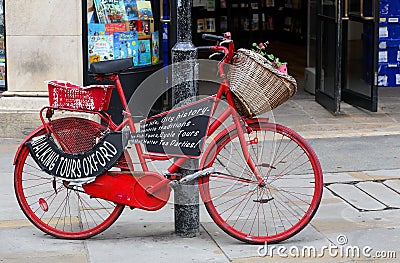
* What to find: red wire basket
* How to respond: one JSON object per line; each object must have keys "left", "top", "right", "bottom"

{"left": 47, "top": 80, "right": 114, "bottom": 111}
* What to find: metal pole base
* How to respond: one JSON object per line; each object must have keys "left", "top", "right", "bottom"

{"left": 174, "top": 203, "right": 200, "bottom": 237}
{"left": 174, "top": 161, "right": 199, "bottom": 237}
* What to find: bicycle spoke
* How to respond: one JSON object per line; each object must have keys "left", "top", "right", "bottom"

{"left": 201, "top": 122, "right": 322, "bottom": 244}
{"left": 31, "top": 185, "right": 65, "bottom": 214}
{"left": 210, "top": 173, "right": 256, "bottom": 184}
{"left": 14, "top": 121, "right": 124, "bottom": 239}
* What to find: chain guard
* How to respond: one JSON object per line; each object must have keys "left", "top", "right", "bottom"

{"left": 83, "top": 171, "right": 170, "bottom": 211}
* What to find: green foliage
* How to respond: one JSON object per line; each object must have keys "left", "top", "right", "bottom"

{"left": 251, "top": 42, "right": 287, "bottom": 68}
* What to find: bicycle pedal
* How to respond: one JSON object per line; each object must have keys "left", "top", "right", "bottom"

{"left": 179, "top": 167, "right": 215, "bottom": 184}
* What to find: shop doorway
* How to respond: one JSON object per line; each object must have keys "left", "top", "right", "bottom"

{"left": 316, "top": 0, "right": 379, "bottom": 113}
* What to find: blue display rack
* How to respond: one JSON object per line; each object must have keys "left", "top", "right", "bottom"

{"left": 377, "top": 0, "right": 400, "bottom": 87}
{"left": 381, "top": 0, "right": 400, "bottom": 16}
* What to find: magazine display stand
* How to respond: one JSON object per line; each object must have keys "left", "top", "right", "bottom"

{"left": 87, "top": 0, "right": 159, "bottom": 66}
{"left": 85, "top": 0, "right": 165, "bottom": 123}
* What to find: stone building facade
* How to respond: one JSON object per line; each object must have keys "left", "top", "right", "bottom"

{"left": 1, "top": 0, "right": 85, "bottom": 138}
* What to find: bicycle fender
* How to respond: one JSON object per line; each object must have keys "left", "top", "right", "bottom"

{"left": 25, "top": 131, "right": 125, "bottom": 180}
{"left": 14, "top": 124, "right": 47, "bottom": 165}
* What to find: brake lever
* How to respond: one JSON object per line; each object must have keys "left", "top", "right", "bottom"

{"left": 209, "top": 52, "right": 223, "bottom": 59}
{"left": 220, "top": 39, "right": 233, "bottom": 46}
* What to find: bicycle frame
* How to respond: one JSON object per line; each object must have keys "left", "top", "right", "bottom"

{"left": 36, "top": 41, "right": 264, "bottom": 185}
{"left": 13, "top": 34, "right": 323, "bottom": 243}
{"left": 127, "top": 48, "right": 264, "bottom": 185}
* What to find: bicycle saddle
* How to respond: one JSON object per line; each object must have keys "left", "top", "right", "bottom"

{"left": 90, "top": 58, "right": 134, "bottom": 75}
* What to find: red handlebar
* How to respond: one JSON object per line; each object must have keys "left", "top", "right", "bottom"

{"left": 198, "top": 33, "right": 235, "bottom": 82}
{"left": 211, "top": 40, "right": 234, "bottom": 80}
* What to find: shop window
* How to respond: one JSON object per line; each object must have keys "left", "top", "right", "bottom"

{"left": 86, "top": 0, "right": 160, "bottom": 68}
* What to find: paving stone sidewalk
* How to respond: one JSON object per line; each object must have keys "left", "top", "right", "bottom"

{"left": 1, "top": 138, "right": 400, "bottom": 262}
{"left": 2, "top": 87, "right": 400, "bottom": 262}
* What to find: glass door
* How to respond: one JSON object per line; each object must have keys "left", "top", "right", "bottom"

{"left": 316, "top": 0, "right": 378, "bottom": 113}
{"left": 316, "top": 0, "right": 344, "bottom": 113}
{"left": 341, "top": 0, "right": 378, "bottom": 111}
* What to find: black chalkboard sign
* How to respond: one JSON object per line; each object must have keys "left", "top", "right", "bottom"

{"left": 140, "top": 96, "right": 215, "bottom": 157}
{"left": 26, "top": 132, "right": 124, "bottom": 180}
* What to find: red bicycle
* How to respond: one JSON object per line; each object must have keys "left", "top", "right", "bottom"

{"left": 13, "top": 34, "right": 323, "bottom": 244}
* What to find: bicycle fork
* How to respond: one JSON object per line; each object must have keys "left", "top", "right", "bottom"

{"left": 232, "top": 115, "right": 265, "bottom": 186}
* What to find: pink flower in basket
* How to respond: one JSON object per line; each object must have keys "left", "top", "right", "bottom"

{"left": 252, "top": 42, "right": 288, "bottom": 75}
{"left": 276, "top": 64, "right": 287, "bottom": 74}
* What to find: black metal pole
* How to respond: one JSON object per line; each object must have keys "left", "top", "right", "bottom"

{"left": 171, "top": 0, "right": 199, "bottom": 237}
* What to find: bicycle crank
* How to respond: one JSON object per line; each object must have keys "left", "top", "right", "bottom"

{"left": 177, "top": 167, "right": 215, "bottom": 184}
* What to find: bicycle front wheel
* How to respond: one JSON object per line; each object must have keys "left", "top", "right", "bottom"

{"left": 199, "top": 121, "right": 323, "bottom": 244}
{"left": 14, "top": 118, "right": 124, "bottom": 239}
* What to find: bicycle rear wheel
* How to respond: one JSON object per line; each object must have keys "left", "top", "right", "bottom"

{"left": 199, "top": 121, "right": 323, "bottom": 244}
{"left": 14, "top": 117, "right": 125, "bottom": 239}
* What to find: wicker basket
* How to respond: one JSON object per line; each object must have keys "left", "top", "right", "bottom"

{"left": 228, "top": 48, "right": 297, "bottom": 118}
